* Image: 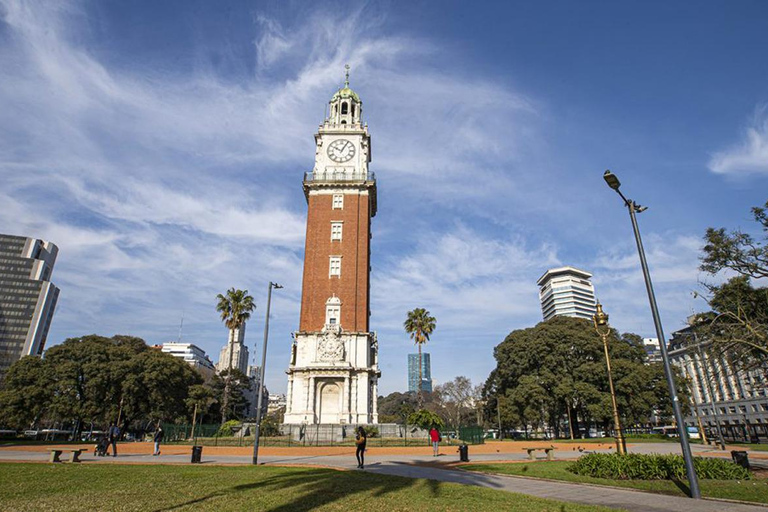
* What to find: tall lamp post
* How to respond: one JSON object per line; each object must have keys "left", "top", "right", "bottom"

{"left": 602, "top": 170, "right": 701, "bottom": 499}
{"left": 593, "top": 303, "right": 627, "bottom": 455}
{"left": 252, "top": 281, "right": 282, "bottom": 465}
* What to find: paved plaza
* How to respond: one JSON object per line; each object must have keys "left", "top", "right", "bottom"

{"left": 2, "top": 441, "right": 766, "bottom": 511}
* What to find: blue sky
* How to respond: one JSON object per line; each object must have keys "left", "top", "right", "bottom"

{"left": 1, "top": 0, "right": 767, "bottom": 396}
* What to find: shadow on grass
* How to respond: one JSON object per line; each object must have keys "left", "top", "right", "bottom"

{"left": 671, "top": 478, "right": 691, "bottom": 497}
{"left": 151, "top": 461, "right": 507, "bottom": 512}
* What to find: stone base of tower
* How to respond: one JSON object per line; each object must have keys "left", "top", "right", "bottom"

{"left": 284, "top": 329, "right": 380, "bottom": 425}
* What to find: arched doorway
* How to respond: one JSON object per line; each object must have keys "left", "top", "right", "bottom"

{"left": 318, "top": 381, "right": 341, "bottom": 424}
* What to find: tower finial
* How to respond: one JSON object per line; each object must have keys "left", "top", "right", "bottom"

{"left": 344, "top": 64, "right": 350, "bottom": 87}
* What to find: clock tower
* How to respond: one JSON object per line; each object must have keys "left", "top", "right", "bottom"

{"left": 284, "top": 67, "right": 380, "bottom": 426}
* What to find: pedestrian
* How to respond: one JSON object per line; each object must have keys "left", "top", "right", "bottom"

{"left": 153, "top": 425, "right": 164, "bottom": 456}
{"left": 355, "top": 426, "right": 367, "bottom": 469}
{"left": 108, "top": 423, "right": 120, "bottom": 457}
{"left": 429, "top": 426, "right": 441, "bottom": 457}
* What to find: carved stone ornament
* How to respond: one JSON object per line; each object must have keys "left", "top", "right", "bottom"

{"left": 318, "top": 332, "right": 345, "bottom": 362}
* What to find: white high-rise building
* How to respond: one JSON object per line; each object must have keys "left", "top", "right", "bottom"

{"left": 537, "top": 266, "right": 597, "bottom": 322}
{"left": 0, "top": 234, "right": 60, "bottom": 380}
{"left": 161, "top": 342, "right": 216, "bottom": 380}
{"left": 216, "top": 326, "right": 249, "bottom": 375}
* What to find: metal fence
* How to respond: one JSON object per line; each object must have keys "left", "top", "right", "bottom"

{"left": 161, "top": 423, "right": 484, "bottom": 447}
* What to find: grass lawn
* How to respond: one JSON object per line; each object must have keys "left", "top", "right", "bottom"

{"left": 0, "top": 463, "right": 619, "bottom": 512}
{"left": 463, "top": 461, "right": 768, "bottom": 504}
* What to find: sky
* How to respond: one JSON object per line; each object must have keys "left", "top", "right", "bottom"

{"left": 1, "top": 0, "right": 767, "bottom": 396}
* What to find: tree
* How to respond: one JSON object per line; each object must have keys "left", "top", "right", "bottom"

{"left": 407, "top": 409, "right": 444, "bottom": 431}
{"left": 404, "top": 308, "right": 436, "bottom": 407}
{"left": 699, "top": 200, "right": 768, "bottom": 365}
{"left": 434, "top": 376, "right": 476, "bottom": 429}
{"left": 210, "top": 369, "right": 251, "bottom": 421}
{"left": 215, "top": 288, "right": 255, "bottom": 422}
{"left": 482, "top": 316, "right": 687, "bottom": 438}
{"left": 0, "top": 356, "right": 53, "bottom": 429}
{"left": 0, "top": 335, "right": 202, "bottom": 435}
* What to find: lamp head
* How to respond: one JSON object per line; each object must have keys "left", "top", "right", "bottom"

{"left": 273, "top": 283, "right": 283, "bottom": 289}
{"left": 603, "top": 170, "right": 621, "bottom": 191}
{"left": 593, "top": 302, "right": 609, "bottom": 327}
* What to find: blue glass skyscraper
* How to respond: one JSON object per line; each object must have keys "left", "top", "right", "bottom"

{"left": 407, "top": 353, "right": 432, "bottom": 393}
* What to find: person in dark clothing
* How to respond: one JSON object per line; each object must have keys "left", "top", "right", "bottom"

{"left": 153, "top": 426, "right": 164, "bottom": 456}
{"left": 108, "top": 423, "right": 120, "bottom": 457}
{"left": 355, "top": 426, "right": 367, "bottom": 469}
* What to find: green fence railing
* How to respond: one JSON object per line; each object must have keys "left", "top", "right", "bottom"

{"left": 459, "top": 426, "right": 485, "bottom": 445}
{"left": 159, "top": 423, "right": 485, "bottom": 447}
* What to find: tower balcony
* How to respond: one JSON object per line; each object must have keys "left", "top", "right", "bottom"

{"left": 303, "top": 171, "right": 377, "bottom": 216}
{"left": 303, "top": 170, "right": 376, "bottom": 184}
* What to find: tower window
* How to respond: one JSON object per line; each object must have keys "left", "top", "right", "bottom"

{"left": 332, "top": 194, "right": 343, "bottom": 209}
{"left": 331, "top": 222, "right": 343, "bottom": 241}
{"left": 329, "top": 256, "right": 341, "bottom": 277}
{"left": 351, "top": 105, "right": 356, "bottom": 117}
{"left": 325, "top": 296, "right": 341, "bottom": 326}
{"left": 341, "top": 102, "right": 348, "bottom": 115}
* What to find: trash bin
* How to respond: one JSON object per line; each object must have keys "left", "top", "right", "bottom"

{"left": 191, "top": 445, "right": 203, "bottom": 464}
{"left": 731, "top": 450, "right": 750, "bottom": 469}
{"left": 458, "top": 444, "right": 469, "bottom": 462}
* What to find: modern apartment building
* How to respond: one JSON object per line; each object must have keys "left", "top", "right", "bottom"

{"left": 537, "top": 266, "right": 597, "bottom": 321}
{"left": 0, "top": 234, "right": 60, "bottom": 380}
{"left": 668, "top": 323, "right": 768, "bottom": 443}
{"left": 161, "top": 342, "right": 216, "bottom": 380}
{"left": 408, "top": 352, "right": 432, "bottom": 393}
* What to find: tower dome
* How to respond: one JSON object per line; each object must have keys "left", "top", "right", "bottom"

{"left": 327, "top": 65, "right": 362, "bottom": 126}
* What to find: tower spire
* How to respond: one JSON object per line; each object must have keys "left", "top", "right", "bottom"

{"left": 344, "top": 64, "right": 350, "bottom": 87}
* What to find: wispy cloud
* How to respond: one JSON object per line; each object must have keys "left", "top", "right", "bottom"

{"left": 709, "top": 104, "right": 768, "bottom": 176}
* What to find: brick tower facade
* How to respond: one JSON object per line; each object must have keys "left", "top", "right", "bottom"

{"left": 284, "top": 68, "right": 380, "bottom": 425}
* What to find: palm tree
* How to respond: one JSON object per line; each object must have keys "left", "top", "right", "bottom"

{"left": 216, "top": 288, "right": 255, "bottom": 423}
{"left": 404, "top": 308, "right": 436, "bottom": 408}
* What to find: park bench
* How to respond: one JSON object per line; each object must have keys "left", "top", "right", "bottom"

{"left": 49, "top": 448, "right": 85, "bottom": 463}
{"left": 524, "top": 447, "right": 555, "bottom": 461}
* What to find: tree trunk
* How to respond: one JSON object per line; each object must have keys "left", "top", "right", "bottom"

{"left": 222, "top": 328, "right": 235, "bottom": 423}
{"left": 417, "top": 340, "right": 423, "bottom": 409}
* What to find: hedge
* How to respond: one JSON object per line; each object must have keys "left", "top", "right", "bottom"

{"left": 567, "top": 453, "right": 750, "bottom": 480}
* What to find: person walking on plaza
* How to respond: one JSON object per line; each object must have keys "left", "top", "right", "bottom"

{"left": 355, "top": 426, "right": 367, "bottom": 469}
{"left": 108, "top": 423, "right": 120, "bottom": 457}
{"left": 153, "top": 425, "right": 164, "bottom": 456}
{"left": 429, "top": 426, "right": 441, "bottom": 457}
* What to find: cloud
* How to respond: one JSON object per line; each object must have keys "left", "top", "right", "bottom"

{"left": 590, "top": 233, "right": 710, "bottom": 336}
{"left": 709, "top": 104, "right": 768, "bottom": 176}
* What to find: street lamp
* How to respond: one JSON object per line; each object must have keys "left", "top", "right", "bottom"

{"left": 592, "top": 302, "right": 627, "bottom": 455}
{"left": 252, "top": 281, "right": 282, "bottom": 465}
{"left": 602, "top": 170, "right": 701, "bottom": 499}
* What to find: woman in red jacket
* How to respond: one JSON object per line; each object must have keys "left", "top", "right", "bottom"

{"left": 429, "top": 426, "right": 440, "bottom": 457}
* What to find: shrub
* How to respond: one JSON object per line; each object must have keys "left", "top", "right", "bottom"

{"left": 567, "top": 453, "right": 750, "bottom": 480}
{"left": 365, "top": 426, "right": 379, "bottom": 438}
{"left": 217, "top": 420, "right": 241, "bottom": 437}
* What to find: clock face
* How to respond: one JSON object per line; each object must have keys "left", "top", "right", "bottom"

{"left": 327, "top": 139, "right": 356, "bottom": 163}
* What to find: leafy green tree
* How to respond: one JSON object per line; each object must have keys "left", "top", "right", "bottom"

{"left": 210, "top": 368, "right": 251, "bottom": 421}
{"left": 0, "top": 356, "right": 53, "bottom": 429}
{"left": 483, "top": 316, "right": 687, "bottom": 438}
{"left": 216, "top": 288, "right": 255, "bottom": 422}
{"left": 0, "top": 335, "right": 203, "bottom": 435}
{"left": 699, "top": 200, "right": 768, "bottom": 366}
{"left": 407, "top": 409, "right": 444, "bottom": 431}
{"left": 404, "top": 308, "right": 436, "bottom": 407}
{"left": 186, "top": 384, "right": 218, "bottom": 425}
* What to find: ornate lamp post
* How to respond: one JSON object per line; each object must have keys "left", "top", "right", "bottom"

{"left": 592, "top": 303, "right": 627, "bottom": 455}
{"left": 252, "top": 281, "right": 282, "bottom": 465}
{"left": 602, "top": 170, "right": 701, "bottom": 499}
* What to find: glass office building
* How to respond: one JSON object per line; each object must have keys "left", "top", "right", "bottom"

{"left": 408, "top": 352, "right": 432, "bottom": 393}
